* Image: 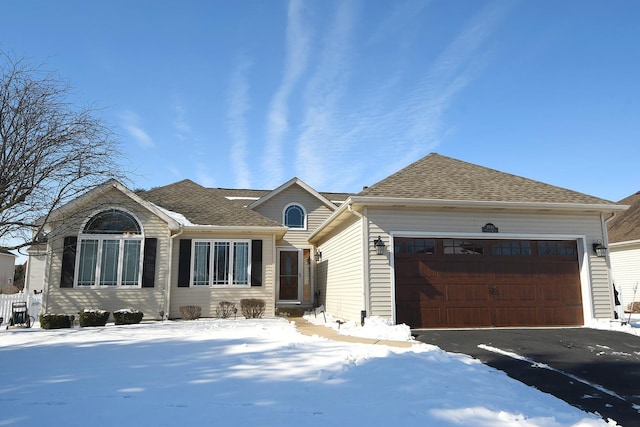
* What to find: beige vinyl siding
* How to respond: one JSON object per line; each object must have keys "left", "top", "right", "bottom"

{"left": 364, "top": 208, "right": 613, "bottom": 322}
{"left": 317, "top": 217, "right": 363, "bottom": 321}
{"left": 610, "top": 244, "right": 640, "bottom": 308}
{"left": 0, "top": 253, "right": 15, "bottom": 291}
{"left": 25, "top": 246, "right": 47, "bottom": 294}
{"left": 252, "top": 184, "right": 334, "bottom": 247}
{"left": 169, "top": 232, "right": 275, "bottom": 318}
{"left": 43, "top": 188, "right": 170, "bottom": 319}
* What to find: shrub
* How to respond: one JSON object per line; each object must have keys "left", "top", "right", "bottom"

{"left": 240, "top": 299, "right": 265, "bottom": 319}
{"left": 179, "top": 305, "right": 201, "bottom": 320}
{"left": 79, "top": 309, "right": 110, "bottom": 327}
{"left": 216, "top": 301, "right": 237, "bottom": 319}
{"left": 40, "top": 314, "right": 73, "bottom": 329}
{"left": 113, "top": 309, "right": 144, "bottom": 325}
{"left": 627, "top": 302, "right": 640, "bottom": 314}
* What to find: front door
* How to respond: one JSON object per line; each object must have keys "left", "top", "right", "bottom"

{"left": 279, "top": 249, "right": 300, "bottom": 301}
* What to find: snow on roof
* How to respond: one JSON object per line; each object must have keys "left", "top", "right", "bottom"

{"left": 153, "top": 204, "right": 196, "bottom": 226}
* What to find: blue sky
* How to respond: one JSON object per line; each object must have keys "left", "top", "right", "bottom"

{"left": 2, "top": 0, "right": 639, "bottom": 202}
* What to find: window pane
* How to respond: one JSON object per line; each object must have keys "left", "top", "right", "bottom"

{"left": 122, "top": 240, "right": 141, "bottom": 286}
{"left": 193, "top": 241, "right": 211, "bottom": 286}
{"left": 84, "top": 209, "right": 141, "bottom": 234}
{"left": 233, "top": 242, "right": 249, "bottom": 285}
{"left": 213, "top": 242, "right": 229, "bottom": 285}
{"left": 100, "top": 240, "right": 120, "bottom": 286}
{"left": 284, "top": 205, "right": 304, "bottom": 228}
{"left": 78, "top": 239, "right": 99, "bottom": 286}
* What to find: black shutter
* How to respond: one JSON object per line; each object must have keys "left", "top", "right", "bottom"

{"left": 142, "top": 238, "right": 157, "bottom": 288}
{"left": 60, "top": 236, "right": 77, "bottom": 288}
{"left": 251, "top": 239, "right": 263, "bottom": 287}
{"left": 177, "top": 239, "right": 192, "bottom": 287}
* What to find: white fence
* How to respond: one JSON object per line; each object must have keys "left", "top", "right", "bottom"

{"left": 0, "top": 292, "right": 43, "bottom": 325}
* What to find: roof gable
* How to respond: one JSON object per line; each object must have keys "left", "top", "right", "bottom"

{"left": 248, "top": 178, "right": 338, "bottom": 211}
{"left": 45, "top": 179, "right": 179, "bottom": 229}
{"left": 607, "top": 191, "right": 640, "bottom": 243}
{"left": 359, "top": 153, "right": 614, "bottom": 205}
{"left": 138, "top": 180, "right": 282, "bottom": 227}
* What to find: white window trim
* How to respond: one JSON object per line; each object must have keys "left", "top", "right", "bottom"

{"left": 190, "top": 239, "right": 252, "bottom": 288}
{"left": 283, "top": 203, "right": 307, "bottom": 230}
{"left": 74, "top": 233, "right": 145, "bottom": 288}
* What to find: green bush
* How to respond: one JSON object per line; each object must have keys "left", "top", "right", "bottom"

{"left": 215, "top": 301, "right": 237, "bottom": 319}
{"left": 79, "top": 309, "right": 110, "bottom": 327}
{"left": 113, "top": 309, "right": 144, "bottom": 325}
{"left": 39, "top": 314, "right": 73, "bottom": 329}
{"left": 179, "top": 305, "right": 201, "bottom": 320}
{"left": 240, "top": 299, "right": 265, "bottom": 319}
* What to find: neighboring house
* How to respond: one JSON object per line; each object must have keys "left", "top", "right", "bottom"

{"left": 30, "top": 153, "right": 626, "bottom": 328}
{"left": 607, "top": 191, "right": 640, "bottom": 311}
{"left": 0, "top": 249, "right": 17, "bottom": 292}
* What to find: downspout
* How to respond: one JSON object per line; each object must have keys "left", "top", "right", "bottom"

{"left": 601, "top": 212, "right": 617, "bottom": 319}
{"left": 165, "top": 226, "right": 184, "bottom": 320}
{"left": 348, "top": 203, "right": 370, "bottom": 325}
{"left": 42, "top": 244, "right": 52, "bottom": 315}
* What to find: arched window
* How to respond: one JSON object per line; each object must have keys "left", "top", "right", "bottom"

{"left": 283, "top": 204, "right": 306, "bottom": 229}
{"left": 76, "top": 209, "right": 143, "bottom": 287}
{"left": 84, "top": 209, "right": 141, "bottom": 234}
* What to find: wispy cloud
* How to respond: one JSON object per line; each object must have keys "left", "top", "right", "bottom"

{"left": 367, "top": 0, "right": 430, "bottom": 46}
{"left": 400, "top": 1, "right": 511, "bottom": 152}
{"left": 263, "top": 0, "right": 312, "bottom": 187}
{"left": 228, "top": 55, "right": 253, "bottom": 189}
{"left": 171, "top": 97, "right": 192, "bottom": 141}
{"left": 294, "top": 0, "right": 359, "bottom": 188}
{"left": 323, "top": 1, "right": 512, "bottom": 189}
{"left": 119, "top": 110, "right": 154, "bottom": 148}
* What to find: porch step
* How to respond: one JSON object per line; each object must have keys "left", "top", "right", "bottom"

{"left": 276, "top": 307, "right": 309, "bottom": 317}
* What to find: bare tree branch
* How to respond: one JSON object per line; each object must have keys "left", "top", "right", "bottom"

{"left": 0, "top": 52, "right": 126, "bottom": 251}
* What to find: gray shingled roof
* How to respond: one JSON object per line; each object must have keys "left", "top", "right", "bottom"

{"left": 607, "top": 191, "right": 640, "bottom": 243}
{"left": 137, "top": 180, "right": 282, "bottom": 227}
{"left": 359, "top": 153, "right": 614, "bottom": 205}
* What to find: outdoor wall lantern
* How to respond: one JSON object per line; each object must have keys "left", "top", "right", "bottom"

{"left": 315, "top": 251, "right": 323, "bottom": 263}
{"left": 592, "top": 240, "right": 608, "bottom": 257}
{"left": 373, "top": 236, "right": 386, "bottom": 255}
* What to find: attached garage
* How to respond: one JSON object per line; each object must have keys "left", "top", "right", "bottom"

{"left": 394, "top": 237, "right": 583, "bottom": 328}
{"left": 310, "top": 154, "right": 627, "bottom": 329}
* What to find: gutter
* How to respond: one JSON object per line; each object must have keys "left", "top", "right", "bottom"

{"left": 310, "top": 196, "right": 628, "bottom": 243}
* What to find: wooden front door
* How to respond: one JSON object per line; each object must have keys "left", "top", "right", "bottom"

{"left": 279, "top": 249, "right": 300, "bottom": 301}
{"left": 394, "top": 238, "right": 583, "bottom": 328}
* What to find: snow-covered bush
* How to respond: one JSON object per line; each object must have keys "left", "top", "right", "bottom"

{"left": 79, "top": 309, "right": 110, "bottom": 327}
{"left": 179, "top": 305, "right": 201, "bottom": 320}
{"left": 113, "top": 309, "right": 143, "bottom": 325}
{"left": 240, "top": 299, "right": 265, "bottom": 319}
{"left": 39, "top": 314, "right": 73, "bottom": 329}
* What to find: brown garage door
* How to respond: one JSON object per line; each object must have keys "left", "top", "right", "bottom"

{"left": 394, "top": 238, "right": 583, "bottom": 328}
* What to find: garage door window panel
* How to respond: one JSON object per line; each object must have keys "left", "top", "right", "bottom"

{"left": 443, "top": 239, "right": 483, "bottom": 255}
{"left": 491, "top": 240, "right": 531, "bottom": 256}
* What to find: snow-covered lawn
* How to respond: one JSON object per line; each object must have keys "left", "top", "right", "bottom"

{"left": 0, "top": 317, "right": 628, "bottom": 427}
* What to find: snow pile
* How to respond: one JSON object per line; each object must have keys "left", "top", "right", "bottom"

{"left": 0, "top": 318, "right": 617, "bottom": 426}
{"left": 589, "top": 313, "right": 640, "bottom": 337}
{"left": 304, "top": 307, "right": 414, "bottom": 341}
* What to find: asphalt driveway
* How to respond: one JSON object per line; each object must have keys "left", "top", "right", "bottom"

{"left": 413, "top": 328, "right": 640, "bottom": 426}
